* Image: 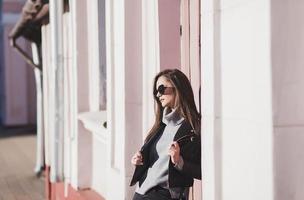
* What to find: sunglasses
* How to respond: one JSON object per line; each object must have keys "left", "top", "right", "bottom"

{"left": 154, "top": 84, "right": 174, "bottom": 96}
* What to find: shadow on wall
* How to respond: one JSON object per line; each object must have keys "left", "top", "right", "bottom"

{"left": 0, "top": 125, "right": 36, "bottom": 138}
{"left": 271, "top": 1, "right": 304, "bottom": 200}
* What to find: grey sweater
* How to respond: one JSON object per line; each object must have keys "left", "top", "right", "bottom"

{"left": 136, "top": 107, "right": 184, "bottom": 195}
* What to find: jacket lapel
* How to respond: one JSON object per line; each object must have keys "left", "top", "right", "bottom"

{"left": 140, "top": 123, "right": 166, "bottom": 153}
{"left": 130, "top": 123, "right": 166, "bottom": 186}
{"left": 173, "top": 121, "right": 193, "bottom": 141}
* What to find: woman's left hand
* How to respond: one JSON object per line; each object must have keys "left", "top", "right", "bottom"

{"left": 168, "top": 141, "right": 180, "bottom": 165}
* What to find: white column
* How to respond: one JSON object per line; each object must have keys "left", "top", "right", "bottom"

{"left": 41, "top": 24, "right": 51, "bottom": 168}
{"left": 105, "top": 0, "right": 114, "bottom": 196}
{"left": 87, "top": 0, "right": 101, "bottom": 111}
{"left": 201, "top": 0, "right": 274, "bottom": 200}
{"left": 62, "top": 12, "right": 73, "bottom": 197}
{"left": 105, "top": 0, "right": 143, "bottom": 199}
{"left": 142, "top": 0, "right": 160, "bottom": 138}
{"left": 200, "top": 0, "right": 220, "bottom": 199}
{"left": 31, "top": 42, "right": 44, "bottom": 175}
{"left": 180, "top": 0, "right": 190, "bottom": 74}
{"left": 49, "top": 0, "right": 64, "bottom": 182}
{"left": 105, "top": 0, "right": 115, "bottom": 198}
{"left": 189, "top": 0, "right": 201, "bottom": 109}
{"left": 69, "top": 0, "right": 92, "bottom": 189}
{"left": 104, "top": 0, "right": 126, "bottom": 198}
{"left": 220, "top": 1, "right": 273, "bottom": 200}
{"left": 68, "top": 0, "right": 79, "bottom": 189}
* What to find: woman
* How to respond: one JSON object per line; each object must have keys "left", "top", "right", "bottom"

{"left": 130, "top": 69, "right": 201, "bottom": 200}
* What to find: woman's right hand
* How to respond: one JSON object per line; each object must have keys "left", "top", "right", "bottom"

{"left": 131, "top": 151, "right": 143, "bottom": 166}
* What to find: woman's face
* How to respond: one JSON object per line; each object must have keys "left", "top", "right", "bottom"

{"left": 155, "top": 76, "right": 176, "bottom": 108}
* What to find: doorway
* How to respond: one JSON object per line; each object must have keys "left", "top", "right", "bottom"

{"left": 158, "top": 0, "right": 202, "bottom": 199}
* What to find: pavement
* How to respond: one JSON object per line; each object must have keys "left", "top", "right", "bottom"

{"left": 0, "top": 125, "right": 44, "bottom": 200}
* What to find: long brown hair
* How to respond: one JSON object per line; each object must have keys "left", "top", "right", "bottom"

{"left": 145, "top": 69, "right": 201, "bottom": 142}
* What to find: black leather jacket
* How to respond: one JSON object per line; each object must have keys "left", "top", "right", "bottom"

{"left": 130, "top": 121, "right": 201, "bottom": 188}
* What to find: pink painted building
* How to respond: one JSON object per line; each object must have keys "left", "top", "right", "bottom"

{"left": 22, "top": 0, "right": 304, "bottom": 200}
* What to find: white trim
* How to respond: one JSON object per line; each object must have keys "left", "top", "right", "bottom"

{"left": 49, "top": 0, "right": 65, "bottom": 182}
{"left": 105, "top": 0, "right": 123, "bottom": 173}
{"left": 112, "top": 0, "right": 125, "bottom": 172}
{"left": 31, "top": 43, "right": 44, "bottom": 174}
{"left": 41, "top": 24, "right": 50, "bottom": 167}
{"left": 180, "top": 0, "right": 190, "bottom": 75}
{"left": 104, "top": 1, "right": 127, "bottom": 199}
{"left": 142, "top": 0, "right": 160, "bottom": 140}
{"left": 105, "top": 0, "right": 114, "bottom": 171}
{"left": 87, "top": 0, "right": 101, "bottom": 111}
{"left": 68, "top": 0, "right": 79, "bottom": 189}
{"left": 63, "top": 12, "right": 72, "bottom": 197}
{"left": 201, "top": 0, "right": 219, "bottom": 200}
{"left": 189, "top": 0, "right": 201, "bottom": 109}
{"left": 78, "top": 111, "right": 108, "bottom": 143}
{"left": 48, "top": 1, "right": 56, "bottom": 182}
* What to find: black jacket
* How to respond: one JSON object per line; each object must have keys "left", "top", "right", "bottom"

{"left": 130, "top": 121, "right": 201, "bottom": 188}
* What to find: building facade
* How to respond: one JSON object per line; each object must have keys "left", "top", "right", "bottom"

{"left": 41, "top": 0, "right": 304, "bottom": 200}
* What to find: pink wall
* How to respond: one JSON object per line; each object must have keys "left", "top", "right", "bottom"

{"left": 158, "top": 0, "right": 181, "bottom": 70}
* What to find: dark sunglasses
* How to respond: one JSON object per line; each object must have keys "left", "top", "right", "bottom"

{"left": 154, "top": 84, "right": 174, "bottom": 96}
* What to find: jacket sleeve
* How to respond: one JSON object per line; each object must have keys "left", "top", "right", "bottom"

{"left": 179, "top": 137, "right": 201, "bottom": 180}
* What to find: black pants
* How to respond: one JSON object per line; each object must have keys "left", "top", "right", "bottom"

{"left": 132, "top": 186, "right": 182, "bottom": 200}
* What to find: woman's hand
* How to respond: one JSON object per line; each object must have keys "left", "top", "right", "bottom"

{"left": 168, "top": 141, "right": 180, "bottom": 165}
{"left": 131, "top": 151, "right": 143, "bottom": 166}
